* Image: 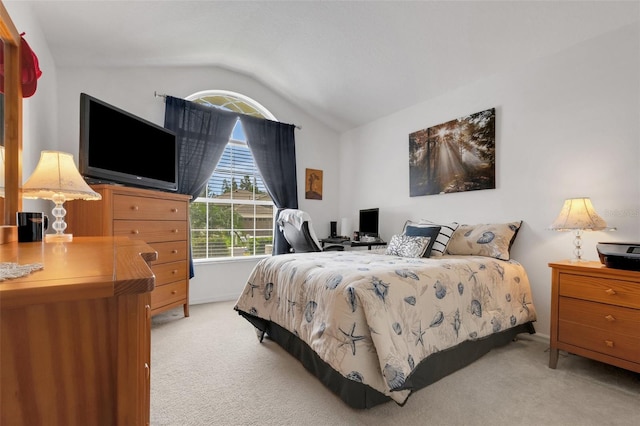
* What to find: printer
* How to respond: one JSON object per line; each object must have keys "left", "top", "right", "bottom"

{"left": 596, "top": 242, "right": 640, "bottom": 271}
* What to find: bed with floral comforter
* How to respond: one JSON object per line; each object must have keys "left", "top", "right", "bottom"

{"left": 234, "top": 250, "right": 537, "bottom": 408}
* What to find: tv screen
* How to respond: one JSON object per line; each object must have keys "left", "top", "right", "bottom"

{"left": 79, "top": 93, "right": 178, "bottom": 192}
{"left": 359, "top": 208, "right": 379, "bottom": 237}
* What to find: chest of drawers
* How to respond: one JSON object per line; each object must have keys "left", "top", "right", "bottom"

{"left": 66, "top": 184, "right": 192, "bottom": 317}
{"left": 549, "top": 261, "right": 640, "bottom": 373}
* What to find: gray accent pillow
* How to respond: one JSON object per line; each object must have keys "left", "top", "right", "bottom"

{"left": 385, "top": 234, "right": 431, "bottom": 258}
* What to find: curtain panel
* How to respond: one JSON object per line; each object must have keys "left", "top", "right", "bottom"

{"left": 163, "top": 96, "right": 238, "bottom": 199}
{"left": 241, "top": 114, "right": 298, "bottom": 255}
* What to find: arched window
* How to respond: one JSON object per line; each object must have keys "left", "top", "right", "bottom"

{"left": 187, "top": 90, "right": 276, "bottom": 259}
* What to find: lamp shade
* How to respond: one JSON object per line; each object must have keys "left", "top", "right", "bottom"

{"left": 549, "top": 197, "right": 608, "bottom": 231}
{"left": 22, "top": 151, "right": 101, "bottom": 201}
{"left": 0, "top": 146, "right": 5, "bottom": 198}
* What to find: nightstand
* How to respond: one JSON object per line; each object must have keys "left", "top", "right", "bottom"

{"left": 549, "top": 260, "right": 640, "bottom": 373}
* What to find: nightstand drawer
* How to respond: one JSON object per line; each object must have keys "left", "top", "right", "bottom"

{"left": 114, "top": 220, "right": 187, "bottom": 243}
{"left": 113, "top": 194, "right": 187, "bottom": 221}
{"left": 151, "top": 281, "right": 187, "bottom": 309}
{"left": 558, "top": 297, "right": 640, "bottom": 336}
{"left": 151, "top": 261, "right": 188, "bottom": 286}
{"left": 559, "top": 273, "right": 640, "bottom": 309}
{"left": 558, "top": 320, "right": 640, "bottom": 363}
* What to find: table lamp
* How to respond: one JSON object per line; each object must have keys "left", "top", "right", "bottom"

{"left": 22, "top": 150, "right": 101, "bottom": 242}
{"left": 549, "top": 197, "right": 610, "bottom": 262}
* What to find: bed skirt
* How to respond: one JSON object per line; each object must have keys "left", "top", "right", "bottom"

{"left": 236, "top": 309, "right": 536, "bottom": 409}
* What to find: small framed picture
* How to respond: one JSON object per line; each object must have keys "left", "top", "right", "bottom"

{"left": 305, "top": 168, "right": 323, "bottom": 200}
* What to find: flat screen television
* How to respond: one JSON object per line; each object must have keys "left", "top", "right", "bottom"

{"left": 79, "top": 93, "right": 178, "bottom": 192}
{"left": 359, "top": 208, "right": 379, "bottom": 237}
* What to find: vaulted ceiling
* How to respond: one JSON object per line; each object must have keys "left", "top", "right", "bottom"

{"left": 19, "top": 0, "right": 640, "bottom": 133}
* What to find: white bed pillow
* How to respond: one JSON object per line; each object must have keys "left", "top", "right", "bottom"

{"left": 417, "top": 220, "right": 459, "bottom": 256}
{"left": 385, "top": 234, "right": 431, "bottom": 258}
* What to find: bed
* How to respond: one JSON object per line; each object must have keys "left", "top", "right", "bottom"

{"left": 234, "top": 221, "right": 537, "bottom": 408}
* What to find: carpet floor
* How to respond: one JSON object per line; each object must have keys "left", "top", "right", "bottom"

{"left": 150, "top": 301, "right": 639, "bottom": 426}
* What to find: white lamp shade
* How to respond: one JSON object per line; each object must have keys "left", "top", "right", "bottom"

{"left": 549, "top": 197, "right": 608, "bottom": 231}
{"left": 340, "top": 218, "right": 351, "bottom": 236}
{"left": 22, "top": 151, "right": 101, "bottom": 201}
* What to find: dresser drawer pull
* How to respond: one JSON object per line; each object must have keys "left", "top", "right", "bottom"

{"left": 605, "top": 314, "right": 616, "bottom": 322}
{"left": 604, "top": 340, "right": 614, "bottom": 348}
{"left": 171, "top": 208, "right": 178, "bottom": 213}
{"left": 605, "top": 288, "right": 616, "bottom": 296}
{"left": 172, "top": 270, "right": 178, "bottom": 275}
{"left": 131, "top": 229, "right": 139, "bottom": 235}
{"left": 131, "top": 205, "right": 139, "bottom": 211}
{"left": 171, "top": 249, "right": 178, "bottom": 254}
{"left": 171, "top": 290, "right": 177, "bottom": 295}
{"left": 172, "top": 229, "right": 179, "bottom": 233}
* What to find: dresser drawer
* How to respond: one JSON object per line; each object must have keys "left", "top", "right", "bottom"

{"left": 114, "top": 220, "right": 187, "bottom": 243}
{"left": 113, "top": 194, "right": 187, "bottom": 221}
{"left": 151, "top": 261, "right": 188, "bottom": 286}
{"left": 559, "top": 273, "right": 640, "bottom": 309}
{"left": 149, "top": 241, "right": 188, "bottom": 265}
{"left": 151, "top": 280, "right": 187, "bottom": 309}
{"left": 558, "top": 320, "right": 640, "bottom": 363}
{"left": 558, "top": 297, "right": 640, "bottom": 336}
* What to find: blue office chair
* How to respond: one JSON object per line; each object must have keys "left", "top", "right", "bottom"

{"left": 277, "top": 209, "right": 344, "bottom": 253}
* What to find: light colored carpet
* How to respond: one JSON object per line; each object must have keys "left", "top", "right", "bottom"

{"left": 151, "top": 301, "right": 639, "bottom": 426}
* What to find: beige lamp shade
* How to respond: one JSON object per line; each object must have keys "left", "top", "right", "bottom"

{"left": 0, "top": 146, "right": 5, "bottom": 198}
{"left": 22, "top": 150, "right": 101, "bottom": 201}
{"left": 549, "top": 197, "right": 608, "bottom": 231}
{"left": 22, "top": 151, "right": 101, "bottom": 242}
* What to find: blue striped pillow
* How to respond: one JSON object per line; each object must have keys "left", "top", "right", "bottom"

{"left": 416, "top": 220, "right": 459, "bottom": 256}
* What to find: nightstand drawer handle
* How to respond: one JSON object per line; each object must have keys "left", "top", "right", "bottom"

{"left": 605, "top": 288, "right": 616, "bottom": 296}
{"left": 171, "top": 249, "right": 178, "bottom": 254}
{"left": 131, "top": 205, "right": 139, "bottom": 211}
{"left": 131, "top": 229, "right": 139, "bottom": 234}
{"left": 604, "top": 340, "right": 614, "bottom": 348}
{"left": 171, "top": 208, "right": 178, "bottom": 213}
{"left": 605, "top": 314, "right": 616, "bottom": 322}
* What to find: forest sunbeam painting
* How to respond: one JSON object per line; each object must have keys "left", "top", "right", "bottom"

{"left": 409, "top": 108, "right": 496, "bottom": 197}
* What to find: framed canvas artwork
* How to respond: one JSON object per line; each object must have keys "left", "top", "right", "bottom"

{"left": 305, "top": 168, "right": 323, "bottom": 200}
{"left": 409, "top": 108, "right": 496, "bottom": 197}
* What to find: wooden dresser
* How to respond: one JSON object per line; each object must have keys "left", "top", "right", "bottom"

{"left": 549, "top": 260, "right": 640, "bottom": 373}
{"left": 1, "top": 237, "right": 156, "bottom": 426}
{"left": 66, "top": 184, "right": 191, "bottom": 317}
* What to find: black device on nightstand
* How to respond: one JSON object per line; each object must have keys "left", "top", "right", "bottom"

{"left": 596, "top": 242, "right": 640, "bottom": 271}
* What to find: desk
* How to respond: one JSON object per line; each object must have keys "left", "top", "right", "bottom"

{"left": 320, "top": 238, "right": 387, "bottom": 250}
{"left": 1, "top": 237, "right": 156, "bottom": 426}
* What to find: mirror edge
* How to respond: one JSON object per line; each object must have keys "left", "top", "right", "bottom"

{"left": 0, "top": 0, "right": 23, "bottom": 232}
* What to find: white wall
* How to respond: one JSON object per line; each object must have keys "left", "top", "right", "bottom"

{"left": 339, "top": 23, "right": 640, "bottom": 339}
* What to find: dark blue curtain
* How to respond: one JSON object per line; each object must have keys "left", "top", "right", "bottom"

{"left": 163, "top": 96, "right": 238, "bottom": 198}
{"left": 164, "top": 96, "right": 238, "bottom": 277}
{"left": 241, "top": 115, "right": 298, "bottom": 255}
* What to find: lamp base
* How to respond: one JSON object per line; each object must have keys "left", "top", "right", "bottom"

{"left": 45, "top": 233, "right": 73, "bottom": 243}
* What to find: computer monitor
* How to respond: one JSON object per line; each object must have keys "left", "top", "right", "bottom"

{"left": 359, "top": 208, "right": 379, "bottom": 237}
